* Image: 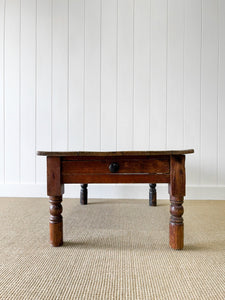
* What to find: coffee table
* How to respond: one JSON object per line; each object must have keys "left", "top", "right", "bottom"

{"left": 37, "top": 149, "right": 194, "bottom": 249}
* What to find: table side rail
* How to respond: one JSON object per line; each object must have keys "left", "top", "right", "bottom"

{"left": 62, "top": 173, "right": 170, "bottom": 184}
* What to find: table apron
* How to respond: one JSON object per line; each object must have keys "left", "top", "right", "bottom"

{"left": 62, "top": 173, "right": 170, "bottom": 184}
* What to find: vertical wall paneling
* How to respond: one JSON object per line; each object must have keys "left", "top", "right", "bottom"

{"left": 36, "top": 0, "right": 52, "bottom": 183}
{"left": 4, "top": 0, "right": 20, "bottom": 183}
{"left": 20, "top": 0, "right": 36, "bottom": 183}
{"left": 133, "top": 0, "right": 150, "bottom": 150}
{"left": 52, "top": 0, "right": 68, "bottom": 151}
{"left": 84, "top": 0, "right": 101, "bottom": 150}
{"left": 201, "top": 0, "right": 219, "bottom": 185}
{"left": 0, "top": 0, "right": 224, "bottom": 198}
{"left": 68, "top": 0, "right": 84, "bottom": 150}
{"left": 150, "top": 0, "right": 167, "bottom": 149}
{"left": 117, "top": 0, "right": 134, "bottom": 150}
{"left": 218, "top": 0, "right": 225, "bottom": 185}
{"left": 167, "top": 0, "right": 185, "bottom": 149}
{"left": 101, "top": 0, "right": 117, "bottom": 151}
{"left": 0, "top": 0, "right": 5, "bottom": 183}
{"left": 183, "top": 0, "right": 201, "bottom": 185}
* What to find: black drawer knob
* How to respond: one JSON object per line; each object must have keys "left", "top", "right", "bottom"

{"left": 109, "top": 162, "right": 119, "bottom": 173}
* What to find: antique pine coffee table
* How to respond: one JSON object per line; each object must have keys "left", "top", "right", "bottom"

{"left": 37, "top": 149, "right": 194, "bottom": 250}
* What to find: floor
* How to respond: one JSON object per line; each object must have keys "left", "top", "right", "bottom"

{"left": 0, "top": 198, "right": 224, "bottom": 299}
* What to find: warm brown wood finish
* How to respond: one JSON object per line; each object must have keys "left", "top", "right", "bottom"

{"left": 63, "top": 174, "right": 170, "bottom": 184}
{"left": 47, "top": 157, "right": 64, "bottom": 196}
{"left": 62, "top": 157, "right": 169, "bottom": 175}
{"left": 38, "top": 150, "right": 194, "bottom": 249}
{"left": 38, "top": 149, "right": 194, "bottom": 156}
{"left": 49, "top": 196, "right": 63, "bottom": 246}
{"left": 149, "top": 184, "right": 157, "bottom": 206}
{"left": 169, "top": 155, "right": 185, "bottom": 250}
{"left": 47, "top": 157, "right": 64, "bottom": 246}
{"left": 80, "top": 184, "right": 88, "bottom": 205}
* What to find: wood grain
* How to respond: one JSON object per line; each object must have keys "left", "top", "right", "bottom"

{"left": 62, "top": 158, "right": 170, "bottom": 175}
{"left": 80, "top": 184, "right": 88, "bottom": 205}
{"left": 37, "top": 149, "right": 194, "bottom": 156}
{"left": 149, "top": 183, "right": 157, "bottom": 206}
{"left": 169, "top": 155, "right": 186, "bottom": 196}
{"left": 47, "top": 157, "right": 64, "bottom": 196}
{"left": 42, "top": 151, "right": 192, "bottom": 248}
{"left": 62, "top": 173, "right": 170, "bottom": 184}
{"left": 169, "top": 155, "right": 185, "bottom": 250}
{"left": 47, "top": 157, "right": 64, "bottom": 247}
{"left": 49, "top": 195, "right": 63, "bottom": 247}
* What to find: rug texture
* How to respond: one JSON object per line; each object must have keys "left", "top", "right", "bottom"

{"left": 0, "top": 198, "right": 224, "bottom": 300}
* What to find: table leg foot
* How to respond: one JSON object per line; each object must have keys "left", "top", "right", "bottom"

{"left": 169, "top": 196, "right": 184, "bottom": 250}
{"left": 149, "top": 184, "right": 157, "bottom": 206}
{"left": 80, "top": 184, "right": 88, "bottom": 205}
{"left": 49, "top": 196, "right": 63, "bottom": 247}
{"left": 169, "top": 155, "right": 185, "bottom": 250}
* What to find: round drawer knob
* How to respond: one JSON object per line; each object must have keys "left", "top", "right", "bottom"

{"left": 109, "top": 162, "right": 119, "bottom": 173}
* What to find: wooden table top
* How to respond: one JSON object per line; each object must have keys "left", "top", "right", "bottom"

{"left": 37, "top": 149, "right": 194, "bottom": 157}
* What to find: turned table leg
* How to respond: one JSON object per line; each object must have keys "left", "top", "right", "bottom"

{"left": 169, "top": 155, "right": 185, "bottom": 250}
{"left": 49, "top": 196, "right": 63, "bottom": 246}
{"left": 169, "top": 196, "right": 184, "bottom": 250}
{"left": 80, "top": 184, "right": 88, "bottom": 205}
{"left": 149, "top": 184, "right": 157, "bottom": 206}
{"left": 47, "top": 157, "right": 64, "bottom": 247}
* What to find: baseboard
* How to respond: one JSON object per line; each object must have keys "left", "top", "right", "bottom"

{"left": 0, "top": 184, "right": 224, "bottom": 200}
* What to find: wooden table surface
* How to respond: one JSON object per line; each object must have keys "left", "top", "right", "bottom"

{"left": 37, "top": 149, "right": 194, "bottom": 156}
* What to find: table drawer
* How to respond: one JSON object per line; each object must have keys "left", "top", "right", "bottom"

{"left": 62, "top": 157, "right": 169, "bottom": 175}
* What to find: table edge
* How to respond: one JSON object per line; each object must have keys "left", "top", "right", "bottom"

{"left": 37, "top": 149, "right": 194, "bottom": 157}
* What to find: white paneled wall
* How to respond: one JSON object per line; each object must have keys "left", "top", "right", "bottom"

{"left": 0, "top": 0, "right": 224, "bottom": 199}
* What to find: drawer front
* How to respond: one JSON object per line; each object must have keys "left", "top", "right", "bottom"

{"left": 62, "top": 158, "right": 169, "bottom": 175}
